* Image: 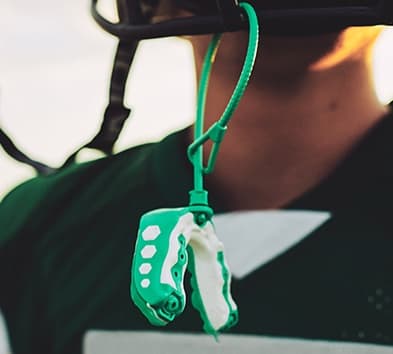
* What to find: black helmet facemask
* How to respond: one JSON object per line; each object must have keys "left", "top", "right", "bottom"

{"left": 92, "top": 1, "right": 393, "bottom": 39}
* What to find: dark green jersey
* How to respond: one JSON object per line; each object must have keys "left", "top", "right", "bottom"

{"left": 1, "top": 114, "right": 393, "bottom": 353}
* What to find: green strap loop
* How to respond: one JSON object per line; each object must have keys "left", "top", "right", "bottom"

{"left": 187, "top": 2, "right": 260, "bottom": 205}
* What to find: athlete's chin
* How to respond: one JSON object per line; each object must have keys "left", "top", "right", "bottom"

{"left": 258, "top": 26, "right": 382, "bottom": 73}
{"left": 251, "top": 32, "right": 342, "bottom": 78}
{"left": 309, "top": 26, "right": 383, "bottom": 70}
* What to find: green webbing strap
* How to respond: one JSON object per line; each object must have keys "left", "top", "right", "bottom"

{"left": 188, "top": 2, "right": 259, "bottom": 206}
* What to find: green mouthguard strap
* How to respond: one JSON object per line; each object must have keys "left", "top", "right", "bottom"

{"left": 188, "top": 2, "right": 260, "bottom": 207}
{"left": 130, "top": 2, "right": 260, "bottom": 336}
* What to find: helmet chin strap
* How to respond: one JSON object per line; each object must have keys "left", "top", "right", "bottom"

{"left": 61, "top": 41, "right": 137, "bottom": 168}
{"left": 0, "top": 2, "right": 142, "bottom": 174}
{"left": 62, "top": 0, "right": 147, "bottom": 168}
{"left": 0, "top": 127, "right": 54, "bottom": 175}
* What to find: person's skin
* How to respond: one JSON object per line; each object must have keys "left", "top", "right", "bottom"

{"left": 187, "top": 27, "right": 388, "bottom": 210}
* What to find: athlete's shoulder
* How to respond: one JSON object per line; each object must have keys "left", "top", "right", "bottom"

{"left": 0, "top": 140, "right": 157, "bottom": 245}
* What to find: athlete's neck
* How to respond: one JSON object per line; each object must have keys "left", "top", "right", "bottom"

{"left": 189, "top": 32, "right": 388, "bottom": 210}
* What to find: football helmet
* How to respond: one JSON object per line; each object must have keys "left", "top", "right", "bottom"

{"left": 84, "top": 0, "right": 393, "bottom": 164}
{"left": 2, "top": 1, "right": 393, "bottom": 173}
{"left": 92, "top": 1, "right": 393, "bottom": 39}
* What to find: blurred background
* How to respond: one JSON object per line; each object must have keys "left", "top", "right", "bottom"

{"left": 0, "top": 0, "right": 196, "bottom": 200}
{"left": 1, "top": 0, "right": 393, "bottom": 352}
